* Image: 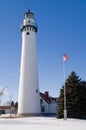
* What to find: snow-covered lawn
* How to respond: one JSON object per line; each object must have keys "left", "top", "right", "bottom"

{"left": 0, "top": 115, "right": 86, "bottom": 130}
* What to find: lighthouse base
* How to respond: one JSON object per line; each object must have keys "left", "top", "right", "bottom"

{"left": 17, "top": 113, "right": 40, "bottom": 117}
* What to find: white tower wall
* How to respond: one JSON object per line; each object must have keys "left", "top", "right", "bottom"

{"left": 18, "top": 9, "right": 40, "bottom": 116}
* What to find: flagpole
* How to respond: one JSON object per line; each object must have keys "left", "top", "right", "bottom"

{"left": 63, "top": 57, "right": 67, "bottom": 120}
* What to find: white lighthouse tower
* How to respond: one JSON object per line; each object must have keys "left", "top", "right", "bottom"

{"left": 18, "top": 9, "right": 40, "bottom": 116}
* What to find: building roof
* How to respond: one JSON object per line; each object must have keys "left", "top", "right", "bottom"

{"left": 40, "top": 91, "right": 58, "bottom": 104}
{"left": 0, "top": 106, "right": 12, "bottom": 110}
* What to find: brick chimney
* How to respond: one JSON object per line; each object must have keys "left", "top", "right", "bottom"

{"left": 45, "top": 91, "right": 49, "bottom": 97}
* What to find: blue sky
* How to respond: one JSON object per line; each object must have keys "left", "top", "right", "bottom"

{"left": 0, "top": 0, "right": 86, "bottom": 102}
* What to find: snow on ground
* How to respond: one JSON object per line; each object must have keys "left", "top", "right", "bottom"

{"left": 0, "top": 115, "right": 86, "bottom": 130}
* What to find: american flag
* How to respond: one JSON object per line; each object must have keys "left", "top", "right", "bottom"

{"left": 63, "top": 54, "right": 69, "bottom": 61}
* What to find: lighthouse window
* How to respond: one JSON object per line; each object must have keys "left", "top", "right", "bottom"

{"left": 27, "top": 26, "right": 29, "bottom": 31}
{"left": 23, "top": 28, "right": 25, "bottom": 32}
{"left": 27, "top": 32, "right": 29, "bottom": 35}
{"left": 24, "top": 27, "right": 26, "bottom": 31}
{"left": 30, "top": 27, "right": 31, "bottom": 31}
{"left": 28, "top": 27, "right": 30, "bottom": 30}
{"left": 32, "top": 27, "right": 34, "bottom": 32}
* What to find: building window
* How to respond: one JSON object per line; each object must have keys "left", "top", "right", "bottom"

{"left": 41, "top": 106, "right": 45, "bottom": 112}
{"left": 0, "top": 110, "right": 5, "bottom": 114}
{"left": 40, "top": 99, "right": 43, "bottom": 104}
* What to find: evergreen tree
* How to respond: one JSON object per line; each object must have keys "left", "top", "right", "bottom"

{"left": 57, "top": 87, "right": 64, "bottom": 118}
{"left": 11, "top": 101, "right": 15, "bottom": 107}
{"left": 57, "top": 71, "right": 86, "bottom": 119}
{"left": 14, "top": 102, "right": 18, "bottom": 114}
